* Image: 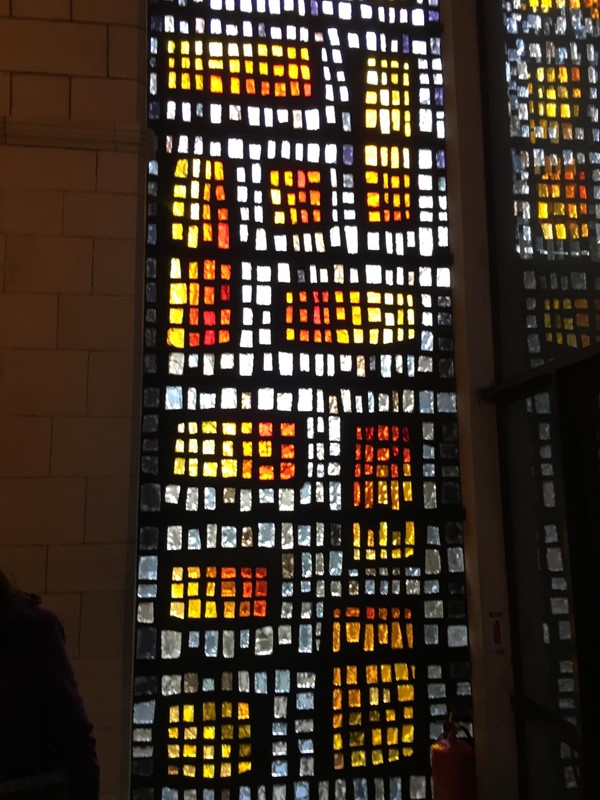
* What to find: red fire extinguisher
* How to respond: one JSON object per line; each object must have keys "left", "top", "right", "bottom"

{"left": 431, "top": 717, "right": 477, "bottom": 800}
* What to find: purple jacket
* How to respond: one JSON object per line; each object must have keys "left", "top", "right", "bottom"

{"left": 0, "top": 592, "right": 100, "bottom": 800}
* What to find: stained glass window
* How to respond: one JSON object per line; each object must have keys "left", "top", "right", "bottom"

{"left": 134, "top": 1, "right": 470, "bottom": 798}
{"left": 501, "top": 0, "right": 600, "bottom": 355}
{"left": 488, "top": 1, "right": 600, "bottom": 793}
{"left": 503, "top": 0, "right": 600, "bottom": 261}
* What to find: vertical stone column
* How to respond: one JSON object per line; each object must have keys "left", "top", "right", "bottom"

{"left": 0, "top": 2, "right": 149, "bottom": 797}
{"left": 442, "top": 0, "right": 519, "bottom": 797}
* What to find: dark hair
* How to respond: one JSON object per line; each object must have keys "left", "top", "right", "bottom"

{"left": 0, "top": 569, "right": 16, "bottom": 611}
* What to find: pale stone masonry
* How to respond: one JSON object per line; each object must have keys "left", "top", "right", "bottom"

{"left": 0, "top": 1, "right": 150, "bottom": 798}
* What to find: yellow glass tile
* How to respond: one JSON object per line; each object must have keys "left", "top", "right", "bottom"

{"left": 223, "top": 601, "right": 235, "bottom": 618}
{"left": 258, "top": 440, "right": 273, "bottom": 458}
{"left": 398, "top": 684, "right": 414, "bottom": 702}
{"left": 348, "top": 689, "right": 361, "bottom": 707}
{"left": 203, "top": 462, "right": 218, "bottom": 478}
{"left": 365, "top": 108, "right": 378, "bottom": 128}
{"left": 166, "top": 327, "right": 185, "bottom": 349}
{"left": 175, "top": 160, "right": 188, "bottom": 178}
{"left": 203, "top": 725, "right": 215, "bottom": 740}
{"left": 170, "top": 601, "right": 185, "bottom": 618}
{"left": 349, "top": 711, "right": 362, "bottom": 727}
{"left": 333, "top": 689, "right": 342, "bottom": 710}
{"left": 333, "top": 622, "right": 341, "bottom": 652}
{"left": 402, "top": 724, "right": 415, "bottom": 743}
{"left": 173, "top": 457, "right": 187, "bottom": 475}
{"left": 204, "top": 601, "right": 216, "bottom": 618}
{"left": 188, "top": 225, "right": 199, "bottom": 248}
{"left": 346, "top": 621, "right": 361, "bottom": 643}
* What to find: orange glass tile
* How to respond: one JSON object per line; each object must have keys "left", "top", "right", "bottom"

{"left": 285, "top": 289, "right": 415, "bottom": 345}
{"left": 169, "top": 566, "right": 268, "bottom": 620}
{"left": 173, "top": 420, "right": 297, "bottom": 481}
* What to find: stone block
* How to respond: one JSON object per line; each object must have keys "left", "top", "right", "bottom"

{"left": 12, "top": 0, "right": 71, "bottom": 18}
{"left": 72, "top": 657, "right": 125, "bottom": 729}
{"left": 0, "top": 186, "right": 63, "bottom": 235}
{"left": 11, "top": 73, "right": 70, "bottom": 121}
{"left": 94, "top": 727, "right": 126, "bottom": 795}
{"left": 109, "top": 25, "right": 144, "bottom": 80}
{"left": 0, "top": 417, "right": 52, "bottom": 476}
{"left": 63, "top": 191, "right": 139, "bottom": 239}
{"left": 0, "top": 146, "right": 95, "bottom": 191}
{"left": 6, "top": 234, "right": 93, "bottom": 294}
{"left": 0, "top": 545, "right": 47, "bottom": 593}
{"left": 0, "top": 478, "right": 85, "bottom": 545}
{"left": 88, "top": 351, "right": 135, "bottom": 417}
{"left": 72, "top": 0, "right": 142, "bottom": 25}
{"left": 47, "top": 544, "right": 129, "bottom": 593}
{"left": 97, "top": 151, "right": 142, "bottom": 194}
{"left": 40, "top": 592, "right": 82, "bottom": 657}
{"left": 80, "top": 591, "right": 127, "bottom": 658}
{"left": 0, "top": 349, "right": 88, "bottom": 415}
{"left": 0, "top": 71, "right": 9, "bottom": 115}
{"left": 0, "top": 20, "right": 107, "bottom": 77}
{"left": 58, "top": 294, "right": 135, "bottom": 351}
{"left": 85, "top": 476, "right": 135, "bottom": 544}
{"left": 71, "top": 78, "right": 141, "bottom": 125}
{"left": 93, "top": 238, "right": 138, "bottom": 296}
{"left": 50, "top": 416, "right": 134, "bottom": 477}
{"left": 0, "top": 292, "right": 58, "bottom": 348}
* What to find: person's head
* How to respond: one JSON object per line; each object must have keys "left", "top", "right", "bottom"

{"left": 0, "top": 569, "right": 15, "bottom": 611}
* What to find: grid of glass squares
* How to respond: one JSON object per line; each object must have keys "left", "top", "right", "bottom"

{"left": 135, "top": 0, "right": 470, "bottom": 798}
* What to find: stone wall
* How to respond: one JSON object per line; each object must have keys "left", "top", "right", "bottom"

{"left": 0, "top": 2, "right": 149, "bottom": 797}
